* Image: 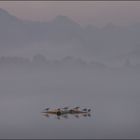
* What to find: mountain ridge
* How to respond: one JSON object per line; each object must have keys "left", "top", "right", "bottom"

{"left": 0, "top": 8, "right": 140, "bottom": 62}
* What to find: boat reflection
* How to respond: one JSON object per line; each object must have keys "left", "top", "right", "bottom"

{"left": 42, "top": 112, "right": 91, "bottom": 120}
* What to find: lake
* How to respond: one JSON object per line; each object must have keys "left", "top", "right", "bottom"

{"left": 0, "top": 66, "right": 140, "bottom": 138}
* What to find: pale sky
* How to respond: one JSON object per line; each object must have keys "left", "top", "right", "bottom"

{"left": 0, "top": 1, "right": 140, "bottom": 27}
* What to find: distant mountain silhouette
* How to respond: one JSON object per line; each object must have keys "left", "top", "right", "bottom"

{"left": 0, "top": 8, "right": 19, "bottom": 22}
{"left": 0, "top": 8, "right": 52, "bottom": 48}
{"left": 0, "top": 8, "right": 26, "bottom": 47}
{"left": 0, "top": 8, "right": 140, "bottom": 60}
{"left": 45, "top": 15, "right": 84, "bottom": 45}
{"left": 0, "top": 9, "right": 84, "bottom": 48}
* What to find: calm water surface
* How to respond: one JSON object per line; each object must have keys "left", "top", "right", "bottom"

{"left": 0, "top": 93, "right": 139, "bottom": 139}
{"left": 0, "top": 68, "right": 140, "bottom": 138}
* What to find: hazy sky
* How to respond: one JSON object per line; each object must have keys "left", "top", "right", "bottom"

{"left": 0, "top": 1, "right": 140, "bottom": 27}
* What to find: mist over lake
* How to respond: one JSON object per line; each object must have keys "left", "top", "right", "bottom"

{"left": 0, "top": 61, "right": 140, "bottom": 139}
{"left": 0, "top": 3, "right": 140, "bottom": 138}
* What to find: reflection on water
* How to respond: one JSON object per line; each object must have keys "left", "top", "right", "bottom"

{"left": 42, "top": 112, "right": 91, "bottom": 120}
{"left": 0, "top": 94, "right": 139, "bottom": 139}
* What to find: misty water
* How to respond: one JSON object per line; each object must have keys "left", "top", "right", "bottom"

{"left": 0, "top": 64, "right": 140, "bottom": 139}
{"left": 1, "top": 3, "right": 140, "bottom": 139}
